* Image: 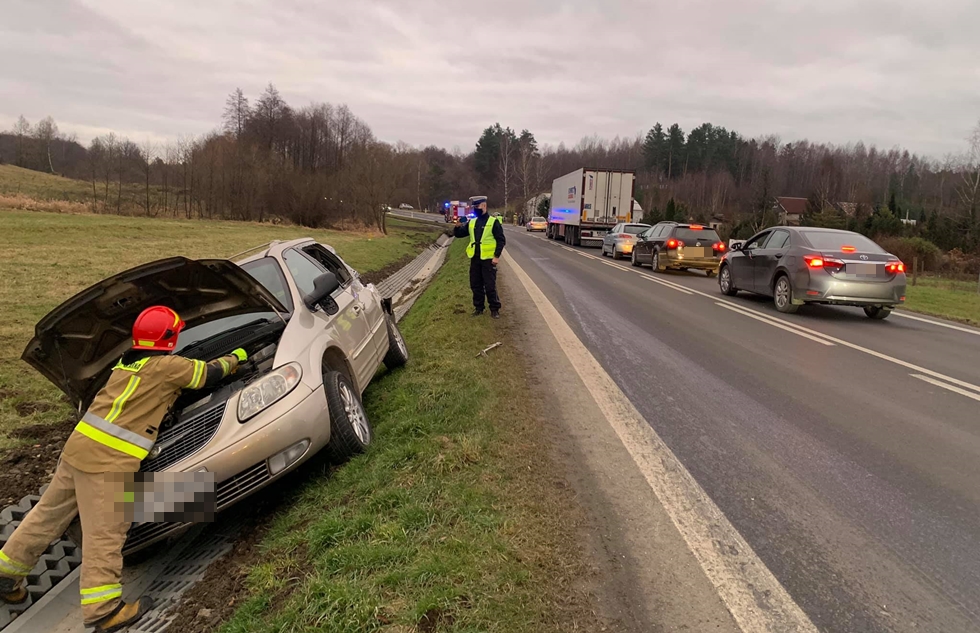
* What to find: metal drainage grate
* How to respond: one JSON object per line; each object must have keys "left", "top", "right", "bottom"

{"left": 141, "top": 403, "right": 226, "bottom": 472}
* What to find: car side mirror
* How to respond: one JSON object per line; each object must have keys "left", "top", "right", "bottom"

{"left": 732, "top": 243, "right": 743, "bottom": 251}
{"left": 304, "top": 272, "right": 341, "bottom": 313}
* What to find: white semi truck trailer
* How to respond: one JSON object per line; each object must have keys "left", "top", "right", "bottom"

{"left": 546, "top": 168, "right": 636, "bottom": 247}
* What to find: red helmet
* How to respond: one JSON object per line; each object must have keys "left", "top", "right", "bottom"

{"left": 132, "top": 306, "right": 185, "bottom": 351}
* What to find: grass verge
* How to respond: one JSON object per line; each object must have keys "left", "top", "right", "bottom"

{"left": 0, "top": 209, "right": 441, "bottom": 450}
{"left": 903, "top": 276, "right": 980, "bottom": 326}
{"left": 173, "top": 240, "right": 597, "bottom": 633}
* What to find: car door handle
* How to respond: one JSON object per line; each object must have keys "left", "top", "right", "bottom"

{"left": 774, "top": 253, "right": 783, "bottom": 259}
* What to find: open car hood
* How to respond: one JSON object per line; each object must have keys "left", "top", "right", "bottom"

{"left": 22, "top": 257, "right": 288, "bottom": 410}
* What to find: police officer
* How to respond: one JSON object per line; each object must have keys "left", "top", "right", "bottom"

{"left": 0, "top": 306, "right": 246, "bottom": 632}
{"left": 453, "top": 195, "right": 506, "bottom": 318}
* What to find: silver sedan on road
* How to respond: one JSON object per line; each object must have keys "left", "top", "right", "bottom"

{"left": 718, "top": 227, "right": 907, "bottom": 319}
{"left": 601, "top": 223, "right": 651, "bottom": 260}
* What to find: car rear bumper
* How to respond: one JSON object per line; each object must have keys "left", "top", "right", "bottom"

{"left": 124, "top": 383, "right": 330, "bottom": 553}
{"left": 615, "top": 242, "right": 635, "bottom": 253}
{"left": 664, "top": 254, "right": 720, "bottom": 271}
{"left": 797, "top": 274, "right": 906, "bottom": 306}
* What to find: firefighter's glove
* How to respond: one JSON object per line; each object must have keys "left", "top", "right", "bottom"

{"left": 232, "top": 348, "right": 248, "bottom": 363}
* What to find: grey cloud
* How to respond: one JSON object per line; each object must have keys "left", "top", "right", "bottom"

{"left": 1, "top": 0, "right": 978, "bottom": 157}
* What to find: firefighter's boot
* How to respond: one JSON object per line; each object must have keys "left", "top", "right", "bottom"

{"left": 0, "top": 577, "right": 28, "bottom": 605}
{"left": 89, "top": 596, "right": 155, "bottom": 632}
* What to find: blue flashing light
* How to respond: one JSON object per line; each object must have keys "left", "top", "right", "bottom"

{"left": 466, "top": 212, "right": 477, "bottom": 219}
{"left": 444, "top": 202, "right": 450, "bottom": 208}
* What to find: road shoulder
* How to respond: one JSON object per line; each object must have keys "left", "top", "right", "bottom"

{"left": 498, "top": 257, "right": 742, "bottom": 633}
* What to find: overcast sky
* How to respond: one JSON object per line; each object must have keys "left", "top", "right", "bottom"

{"left": 2, "top": 0, "right": 978, "bottom": 158}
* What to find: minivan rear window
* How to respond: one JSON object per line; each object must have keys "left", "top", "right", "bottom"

{"left": 676, "top": 228, "right": 721, "bottom": 243}
{"left": 800, "top": 231, "right": 885, "bottom": 253}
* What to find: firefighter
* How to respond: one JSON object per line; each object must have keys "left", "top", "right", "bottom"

{"left": 0, "top": 306, "right": 246, "bottom": 632}
{"left": 453, "top": 195, "right": 506, "bottom": 318}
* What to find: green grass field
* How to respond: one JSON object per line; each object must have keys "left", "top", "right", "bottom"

{"left": 0, "top": 209, "right": 441, "bottom": 449}
{"left": 207, "top": 240, "right": 594, "bottom": 633}
{"left": 903, "top": 276, "right": 980, "bottom": 326}
{"left": 0, "top": 164, "right": 94, "bottom": 203}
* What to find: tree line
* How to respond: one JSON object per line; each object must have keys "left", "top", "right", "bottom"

{"left": 2, "top": 88, "right": 979, "bottom": 257}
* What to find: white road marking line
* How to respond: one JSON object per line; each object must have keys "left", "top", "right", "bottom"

{"left": 894, "top": 311, "right": 980, "bottom": 336}
{"left": 503, "top": 252, "right": 819, "bottom": 633}
{"left": 715, "top": 302, "right": 836, "bottom": 346}
{"left": 910, "top": 374, "right": 980, "bottom": 402}
{"left": 647, "top": 277, "right": 694, "bottom": 295}
{"left": 544, "top": 245, "right": 980, "bottom": 394}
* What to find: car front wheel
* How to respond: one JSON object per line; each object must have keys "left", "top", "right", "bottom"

{"left": 774, "top": 275, "right": 799, "bottom": 314}
{"left": 864, "top": 306, "right": 893, "bottom": 320}
{"left": 383, "top": 313, "right": 409, "bottom": 368}
{"left": 324, "top": 371, "right": 372, "bottom": 463}
{"left": 719, "top": 265, "right": 738, "bottom": 296}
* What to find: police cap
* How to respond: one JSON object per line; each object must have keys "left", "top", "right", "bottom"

{"left": 469, "top": 195, "right": 488, "bottom": 206}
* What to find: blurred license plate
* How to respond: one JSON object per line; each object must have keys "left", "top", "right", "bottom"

{"left": 684, "top": 247, "right": 708, "bottom": 258}
{"left": 847, "top": 263, "right": 877, "bottom": 275}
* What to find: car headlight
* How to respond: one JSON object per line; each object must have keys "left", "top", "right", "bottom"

{"left": 237, "top": 363, "right": 303, "bottom": 421}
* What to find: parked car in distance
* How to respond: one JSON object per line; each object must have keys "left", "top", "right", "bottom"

{"left": 632, "top": 222, "right": 726, "bottom": 275}
{"left": 718, "top": 227, "right": 907, "bottom": 319}
{"left": 25, "top": 238, "right": 410, "bottom": 554}
{"left": 602, "top": 223, "right": 651, "bottom": 259}
{"left": 398, "top": 203, "right": 413, "bottom": 210}
{"left": 526, "top": 216, "right": 548, "bottom": 232}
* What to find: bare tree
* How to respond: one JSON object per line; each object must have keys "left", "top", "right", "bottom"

{"left": 957, "top": 121, "right": 980, "bottom": 243}
{"left": 498, "top": 128, "right": 516, "bottom": 210}
{"left": 223, "top": 88, "right": 250, "bottom": 138}
{"left": 140, "top": 140, "right": 155, "bottom": 215}
{"left": 33, "top": 116, "right": 60, "bottom": 173}
{"left": 12, "top": 116, "right": 31, "bottom": 167}
{"left": 515, "top": 130, "right": 539, "bottom": 218}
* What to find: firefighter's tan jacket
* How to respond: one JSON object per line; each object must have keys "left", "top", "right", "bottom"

{"left": 62, "top": 353, "right": 239, "bottom": 473}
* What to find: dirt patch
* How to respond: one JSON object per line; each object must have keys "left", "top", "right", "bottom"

{"left": 13, "top": 401, "right": 57, "bottom": 417}
{"left": 166, "top": 513, "right": 272, "bottom": 633}
{"left": 418, "top": 606, "right": 455, "bottom": 632}
{"left": 0, "top": 418, "right": 76, "bottom": 506}
{"left": 0, "top": 389, "right": 18, "bottom": 402}
{"left": 360, "top": 253, "right": 416, "bottom": 287}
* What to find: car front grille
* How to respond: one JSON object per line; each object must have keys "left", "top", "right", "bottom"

{"left": 140, "top": 403, "right": 227, "bottom": 472}
{"left": 124, "top": 462, "right": 271, "bottom": 553}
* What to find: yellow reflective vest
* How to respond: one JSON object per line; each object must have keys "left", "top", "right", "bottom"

{"left": 466, "top": 215, "right": 500, "bottom": 259}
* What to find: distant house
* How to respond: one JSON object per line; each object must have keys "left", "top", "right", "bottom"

{"left": 832, "top": 202, "right": 859, "bottom": 218}
{"left": 773, "top": 197, "right": 807, "bottom": 226}
{"left": 708, "top": 214, "right": 726, "bottom": 232}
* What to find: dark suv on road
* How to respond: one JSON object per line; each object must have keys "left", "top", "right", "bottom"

{"left": 631, "top": 222, "right": 727, "bottom": 276}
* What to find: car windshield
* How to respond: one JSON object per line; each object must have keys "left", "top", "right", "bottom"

{"left": 239, "top": 257, "right": 294, "bottom": 312}
{"left": 624, "top": 225, "right": 650, "bottom": 235}
{"left": 532, "top": 217, "right": 546, "bottom": 222}
{"left": 801, "top": 231, "right": 885, "bottom": 253}
{"left": 175, "top": 312, "right": 278, "bottom": 353}
{"left": 676, "top": 228, "right": 721, "bottom": 242}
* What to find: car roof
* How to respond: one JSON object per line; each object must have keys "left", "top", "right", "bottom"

{"left": 235, "top": 237, "right": 320, "bottom": 264}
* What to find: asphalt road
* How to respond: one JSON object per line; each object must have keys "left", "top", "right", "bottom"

{"left": 503, "top": 227, "right": 980, "bottom": 633}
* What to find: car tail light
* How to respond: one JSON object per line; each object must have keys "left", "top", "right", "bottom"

{"left": 667, "top": 239, "right": 679, "bottom": 249}
{"left": 712, "top": 242, "right": 726, "bottom": 252}
{"left": 886, "top": 261, "right": 906, "bottom": 274}
{"left": 805, "top": 255, "right": 844, "bottom": 271}
{"left": 841, "top": 245, "right": 857, "bottom": 253}
{"left": 689, "top": 224, "right": 703, "bottom": 230}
